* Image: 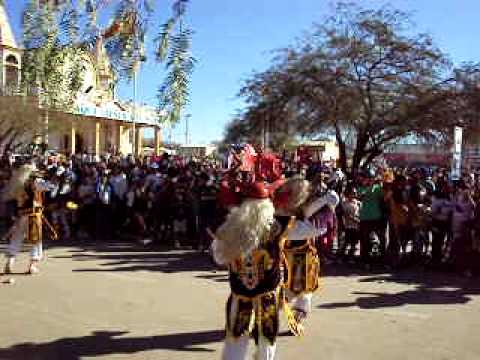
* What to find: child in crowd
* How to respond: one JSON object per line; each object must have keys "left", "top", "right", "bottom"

{"left": 340, "top": 185, "right": 361, "bottom": 262}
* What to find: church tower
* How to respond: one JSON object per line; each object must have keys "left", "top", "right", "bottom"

{"left": 0, "top": 3, "right": 21, "bottom": 94}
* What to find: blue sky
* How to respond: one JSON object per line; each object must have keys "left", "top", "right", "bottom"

{"left": 4, "top": 0, "right": 480, "bottom": 144}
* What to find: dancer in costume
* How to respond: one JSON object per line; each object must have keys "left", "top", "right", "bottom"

{"left": 274, "top": 176, "right": 338, "bottom": 334}
{"left": 214, "top": 175, "right": 326, "bottom": 359}
{"left": 216, "top": 143, "right": 323, "bottom": 359}
{"left": 2, "top": 162, "right": 57, "bottom": 275}
{"left": 214, "top": 180, "right": 289, "bottom": 360}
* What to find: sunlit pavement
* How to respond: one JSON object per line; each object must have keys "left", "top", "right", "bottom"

{"left": 1, "top": 242, "right": 480, "bottom": 360}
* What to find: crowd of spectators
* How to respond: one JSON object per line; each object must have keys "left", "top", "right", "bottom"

{"left": 0, "top": 152, "right": 222, "bottom": 251}
{"left": 1, "top": 151, "right": 479, "bottom": 277}
{"left": 332, "top": 167, "right": 480, "bottom": 277}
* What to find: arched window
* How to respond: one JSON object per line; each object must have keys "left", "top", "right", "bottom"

{"left": 5, "top": 54, "right": 18, "bottom": 65}
{"left": 4, "top": 54, "right": 20, "bottom": 93}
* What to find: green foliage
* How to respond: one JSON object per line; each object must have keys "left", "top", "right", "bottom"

{"left": 103, "top": 0, "right": 154, "bottom": 78}
{"left": 156, "top": 0, "right": 195, "bottom": 126}
{"left": 156, "top": 19, "right": 175, "bottom": 62}
{"left": 454, "top": 64, "right": 480, "bottom": 139}
{"left": 21, "top": 0, "right": 85, "bottom": 110}
{"left": 91, "top": 0, "right": 195, "bottom": 126}
{"left": 157, "top": 27, "right": 195, "bottom": 125}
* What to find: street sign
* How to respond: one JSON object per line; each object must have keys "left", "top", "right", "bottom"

{"left": 451, "top": 126, "right": 463, "bottom": 180}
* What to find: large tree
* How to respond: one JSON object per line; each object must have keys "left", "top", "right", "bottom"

{"left": 227, "top": 3, "right": 460, "bottom": 176}
{"left": 455, "top": 64, "right": 480, "bottom": 141}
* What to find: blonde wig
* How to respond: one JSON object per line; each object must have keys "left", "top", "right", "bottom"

{"left": 213, "top": 198, "right": 275, "bottom": 265}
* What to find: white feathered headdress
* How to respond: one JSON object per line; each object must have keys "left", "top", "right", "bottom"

{"left": 1, "top": 164, "right": 36, "bottom": 202}
{"left": 212, "top": 198, "right": 275, "bottom": 265}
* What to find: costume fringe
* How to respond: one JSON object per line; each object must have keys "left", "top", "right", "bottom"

{"left": 282, "top": 299, "right": 304, "bottom": 337}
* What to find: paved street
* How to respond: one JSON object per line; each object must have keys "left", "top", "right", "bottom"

{"left": 1, "top": 242, "right": 480, "bottom": 360}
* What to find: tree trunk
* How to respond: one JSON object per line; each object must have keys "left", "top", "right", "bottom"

{"left": 4, "top": 131, "right": 19, "bottom": 153}
{"left": 0, "top": 127, "right": 15, "bottom": 149}
{"left": 44, "top": 110, "right": 49, "bottom": 146}
{"left": 351, "top": 132, "right": 368, "bottom": 178}
{"left": 335, "top": 123, "right": 348, "bottom": 176}
{"left": 362, "top": 148, "right": 383, "bottom": 170}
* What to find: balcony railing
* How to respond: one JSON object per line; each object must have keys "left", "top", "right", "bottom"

{"left": 0, "top": 86, "right": 22, "bottom": 96}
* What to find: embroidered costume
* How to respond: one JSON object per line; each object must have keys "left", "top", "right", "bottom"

{"left": 214, "top": 145, "right": 331, "bottom": 359}
{"left": 3, "top": 163, "right": 57, "bottom": 275}
{"left": 274, "top": 177, "right": 332, "bottom": 333}
{"left": 214, "top": 181, "right": 287, "bottom": 360}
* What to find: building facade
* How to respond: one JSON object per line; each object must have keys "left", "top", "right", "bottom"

{"left": 0, "top": 4, "right": 162, "bottom": 158}
{"left": 0, "top": 3, "right": 21, "bottom": 96}
{"left": 178, "top": 144, "right": 217, "bottom": 158}
{"left": 295, "top": 139, "right": 340, "bottom": 163}
{"left": 383, "top": 143, "right": 450, "bottom": 167}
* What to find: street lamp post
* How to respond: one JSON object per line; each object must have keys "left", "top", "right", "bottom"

{"left": 131, "top": 47, "right": 146, "bottom": 157}
{"left": 263, "top": 118, "right": 269, "bottom": 151}
{"left": 132, "top": 65, "right": 138, "bottom": 156}
{"left": 185, "top": 114, "right": 191, "bottom": 145}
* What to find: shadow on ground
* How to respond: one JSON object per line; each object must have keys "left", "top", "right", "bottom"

{"left": 318, "top": 269, "right": 480, "bottom": 310}
{"left": 195, "top": 273, "right": 229, "bottom": 282}
{"left": 70, "top": 251, "right": 216, "bottom": 274}
{"left": 0, "top": 329, "right": 225, "bottom": 360}
{"left": 47, "top": 241, "right": 217, "bottom": 274}
{"left": 42, "top": 241, "right": 480, "bottom": 309}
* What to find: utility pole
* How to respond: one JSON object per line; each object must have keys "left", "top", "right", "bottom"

{"left": 184, "top": 114, "right": 191, "bottom": 145}
{"left": 168, "top": 123, "right": 173, "bottom": 144}
{"left": 131, "top": 43, "right": 146, "bottom": 157}
{"left": 265, "top": 118, "right": 269, "bottom": 151}
{"left": 132, "top": 66, "right": 138, "bottom": 156}
{"left": 263, "top": 118, "right": 269, "bottom": 151}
